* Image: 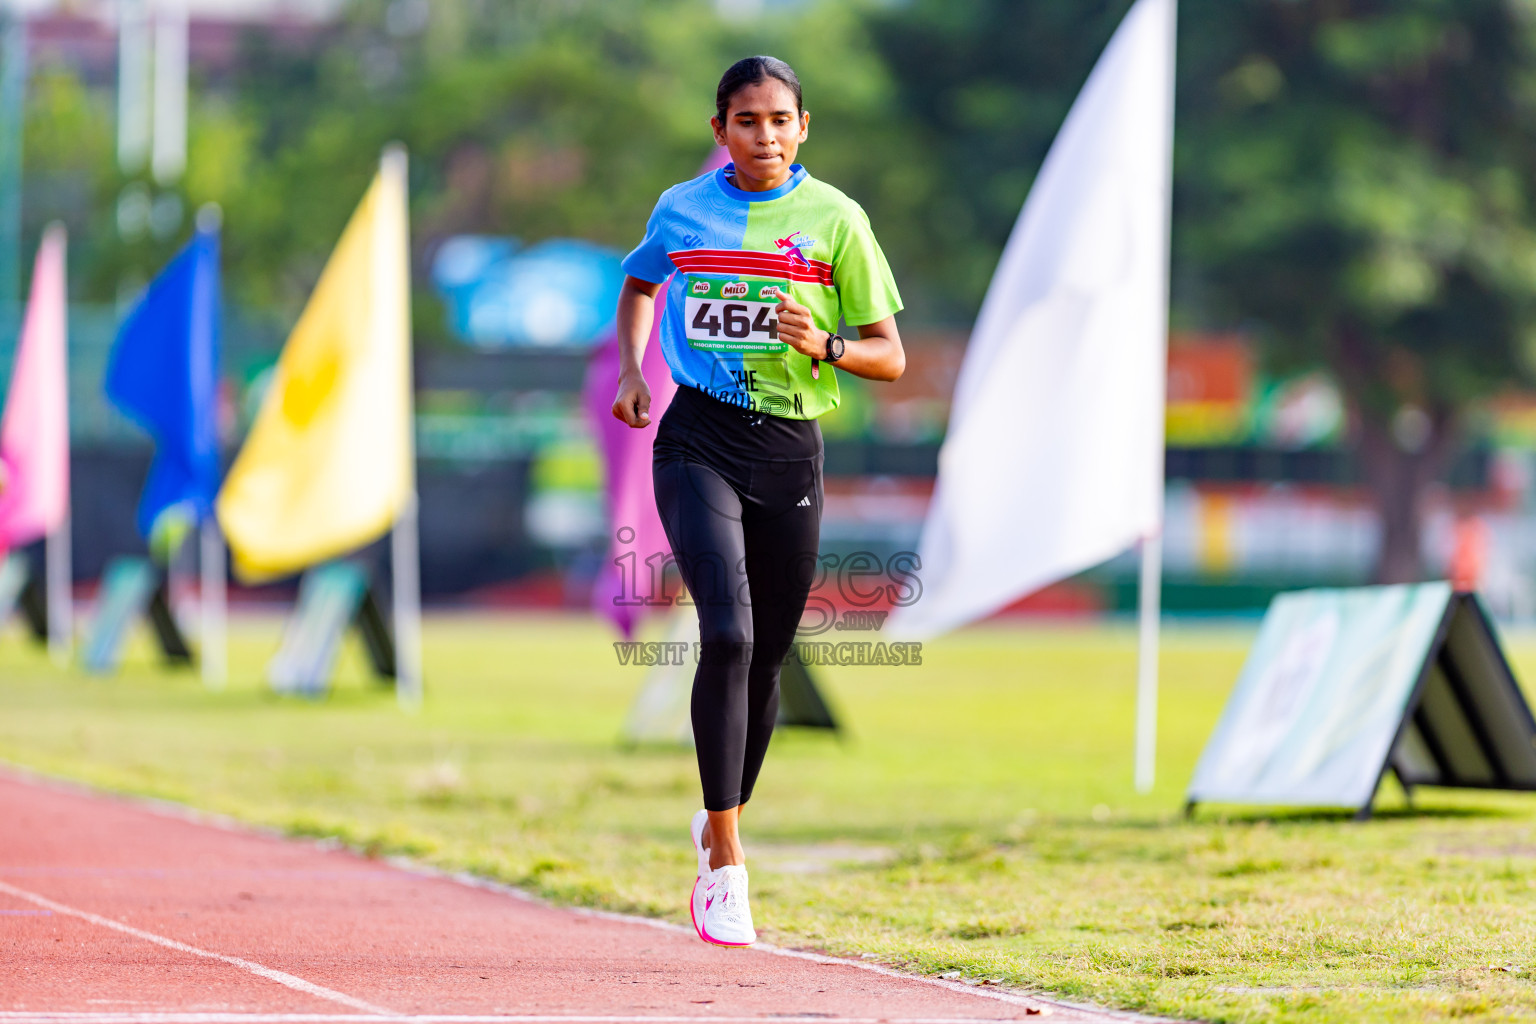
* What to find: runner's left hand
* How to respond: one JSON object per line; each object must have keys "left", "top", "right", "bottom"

{"left": 770, "top": 286, "right": 828, "bottom": 360}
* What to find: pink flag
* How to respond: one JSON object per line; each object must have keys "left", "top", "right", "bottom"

{"left": 0, "top": 224, "right": 70, "bottom": 550}
{"left": 586, "top": 147, "right": 729, "bottom": 636}
{"left": 584, "top": 332, "right": 677, "bottom": 638}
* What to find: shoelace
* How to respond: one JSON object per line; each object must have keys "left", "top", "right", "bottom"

{"left": 712, "top": 869, "right": 749, "bottom": 924}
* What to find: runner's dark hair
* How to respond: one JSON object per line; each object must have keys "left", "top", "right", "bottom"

{"left": 716, "top": 56, "right": 803, "bottom": 123}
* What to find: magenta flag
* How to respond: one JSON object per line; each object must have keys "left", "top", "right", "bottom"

{"left": 0, "top": 224, "right": 70, "bottom": 551}
{"left": 584, "top": 331, "right": 676, "bottom": 637}
{"left": 587, "top": 147, "right": 729, "bottom": 636}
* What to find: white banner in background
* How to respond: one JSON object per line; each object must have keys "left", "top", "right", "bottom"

{"left": 892, "top": 0, "right": 1176, "bottom": 639}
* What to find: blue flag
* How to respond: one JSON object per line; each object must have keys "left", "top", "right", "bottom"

{"left": 105, "top": 226, "right": 221, "bottom": 544}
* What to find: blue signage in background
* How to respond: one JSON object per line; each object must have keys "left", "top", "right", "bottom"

{"left": 430, "top": 235, "right": 623, "bottom": 349}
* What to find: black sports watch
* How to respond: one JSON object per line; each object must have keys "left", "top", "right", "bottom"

{"left": 824, "top": 332, "right": 846, "bottom": 363}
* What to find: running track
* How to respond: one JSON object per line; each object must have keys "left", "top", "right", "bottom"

{"left": 0, "top": 772, "right": 1159, "bottom": 1024}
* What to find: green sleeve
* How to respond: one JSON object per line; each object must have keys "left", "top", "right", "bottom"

{"left": 834, "top": 205, "right": 903, "bottom": 326}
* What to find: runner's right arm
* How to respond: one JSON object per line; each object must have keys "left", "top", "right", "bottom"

{"left": 613, "top": 274, "right": 666, "bottom": 428}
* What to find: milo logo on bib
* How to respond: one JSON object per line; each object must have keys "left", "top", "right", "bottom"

{"left": 683, "top": 276, "right": 788, "bottom": 353}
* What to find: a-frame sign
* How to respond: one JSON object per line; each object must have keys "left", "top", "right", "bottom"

{"left": 267, "top": 561, "right": 396, "bottom": 697}
{"left": 1187, "top": 583, "right": 1536, "bottom": 819}
{"left": 7, "top": 552, "right": 196, "bottom": 672}
{"left": 0, "top": 551, "right": 46, "bottom": 642}
{"left": 1387, "top": 591, "right": 1536, "bottom": 803}
{"left": 80, "top": 556, "right": 193, "bottom": 673}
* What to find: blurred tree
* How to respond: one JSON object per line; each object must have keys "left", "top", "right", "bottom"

{"left": 862, "top": 1, "right": 1132, "bottom": 320}
{"left": 167, "top": 0, "right": 901, "bottom": 343}
{"left": 1177, "top": 0, "right": 1536, "bottom": 581}
{"left": 21, "top": 62, "right": 116, "bottom": 299}
{"left": 38, "top": 0, "right": 1536, "bottom": 583}
{"left": 869, "top": 0, "right": 1536, "bottom": 582}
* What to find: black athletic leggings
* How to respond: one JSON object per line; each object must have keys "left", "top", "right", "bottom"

{"left": 653, "top": 385, "right": 822, "bottom": 812}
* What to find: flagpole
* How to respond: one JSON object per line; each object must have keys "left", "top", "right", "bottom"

{"left": 392, "top": 494, "right": 423, "bottom": 710}
{"left": 1134, "top": 531, "right": 1162, "bottom": 792}
{"left": 45, "top": 222, "right": 70, "bottom": 666}
{"left": 200, "top": 516, "right": 226, "bottom": 689}
{"left": 1134, "top": 0, "right": 1178, "bottom": 795}
{"left": 193, "top": 201, "right": 226, "bottom": 690}
{"left": 150, "top": 0, "right": 187, "bottom": 187}
{"left": 0, "top": 13, "right": 26, "bottom": 311}
{"left": 46, "top": 511, "right": 70, "bottom": 664}
{"left": 381, "top": 142, "right": 422, "bottom": 711}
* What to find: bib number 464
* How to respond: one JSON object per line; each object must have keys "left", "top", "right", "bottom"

{"left": 683, "top": 277, "right": 790, "bottom": 352}
{"left": 692, "top": 302, "right": 777, "bottom": 341}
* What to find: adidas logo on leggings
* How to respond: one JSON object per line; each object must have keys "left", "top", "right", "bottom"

{"left": 797, "top": 496, "right": 811, "bottom": 507}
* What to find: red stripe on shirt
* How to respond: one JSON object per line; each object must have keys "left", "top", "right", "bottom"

{"left": 674, "top": 259, "right": 832, "bottom": 286}
{"left": 671, "top": 248, "right": 834, "bottom": 286}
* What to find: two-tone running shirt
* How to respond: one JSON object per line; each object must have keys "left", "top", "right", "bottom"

{"left": 622, "top": 163, "right": 902, "bottom": 420}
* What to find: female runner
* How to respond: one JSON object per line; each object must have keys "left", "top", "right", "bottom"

{"left": 612, "top": 55, "right": 905, "bottom": 947}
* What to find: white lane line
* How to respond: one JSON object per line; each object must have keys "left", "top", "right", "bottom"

{"left": 431, "top": 869, "right": 1124, "bottom": 1020}
{"left": 0, "top": 1017, "right": 1037, "bottom": 1023}
{"left": 0, "top": 880, "right": 393, "bottom": 1016}
{"left": 0, "top": 766, "right": 1150, "bottom": 1023}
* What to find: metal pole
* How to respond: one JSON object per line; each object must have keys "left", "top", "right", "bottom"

{"left": 392, "top": 495, "right": 423, "bottom": 710}
{"left": 46, "top": 512, "right": 70, "bottom": 665}
{"left": 381, "top": 144, "right": 422, "bottom": 711}
{"left": 1133, "top": 532, "right": 1163, "bottom": 792}
{"left": 1133, "top": 0, "right": 1178, "bottom": 795}
{"left": 151, "top": 0, "right": 187, "bottom": 186}
{"left": 117, "top": 0, "right": 150, "bottom": 174}
{"left": 0, "top": 13, "right": 26, "bottom": 314}
{"left": 200, "top": 516, "right": 226, "bottom": 689}
{"left": 45, "top": 224, "right": 69, "bottom": 666}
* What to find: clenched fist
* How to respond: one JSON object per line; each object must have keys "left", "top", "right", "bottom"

{"left": 767, "top": 285, "right": 829, "bottom": 360}
{"left": 612, "top": 370, "right": 652, "bottom": 428}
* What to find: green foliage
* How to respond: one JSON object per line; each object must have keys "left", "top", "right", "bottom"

{"left": 843, "top": 0, "right": 1536, "bottom": 577}
{"left": 24, "top": 0, "right": 1536, "bottom": 559}
{"left": 860, "top": 1, "right": 1134, "bottom": 319}
{"left": 856, "top": 0, "right": 1536, "bottom": 418}
{"left": 27, "top": 0, "right": 1536, "bottom": 381}
{"left": 21, "top": 60, "right": 118, "bottom": 299}
{"left": 1176, "top": 0, "right": 1536, "bottom": 420}
{"left": 27, "top": 0, "right": 907, "bottom": 336}
{"left": 24, "top": 62, "right": 112, "bottom": 176}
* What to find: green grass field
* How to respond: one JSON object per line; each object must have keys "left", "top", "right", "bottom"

{"left": 3, "top": 613, "right": 1535, "bottom": 1023}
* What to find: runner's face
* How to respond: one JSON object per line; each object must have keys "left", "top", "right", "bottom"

{"left": 711, "top": 80, "right": 808, "bottom": 192}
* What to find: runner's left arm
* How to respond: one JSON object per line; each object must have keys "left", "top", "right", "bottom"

{"left": 844, "top": 316, "right": 905, "bottom": 382}
{"left": 773, "top": 291, "right": 905, "bottom": 382}
{"left": 795, "top": 201, "right": 906, "bottom": 381}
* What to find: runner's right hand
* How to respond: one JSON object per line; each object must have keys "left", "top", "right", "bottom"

{"left": 612, "top": 372, "right": 653, "bottom": 428}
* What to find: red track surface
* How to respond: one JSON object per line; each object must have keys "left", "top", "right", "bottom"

{"left": 0, "top": 772, "right": 1146, "bottom": 1024}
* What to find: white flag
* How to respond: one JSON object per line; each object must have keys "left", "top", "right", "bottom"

{"left": 893, "top": 0, "right": 1175, "bottom": 640}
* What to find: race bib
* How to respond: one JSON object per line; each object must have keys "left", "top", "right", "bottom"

{"left": 683, "top": 277, "right": 789, "bottom": 353}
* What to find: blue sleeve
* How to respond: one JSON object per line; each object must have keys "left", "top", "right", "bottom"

{"left": 621, "top": 196, "right": 676, "bottom": 283}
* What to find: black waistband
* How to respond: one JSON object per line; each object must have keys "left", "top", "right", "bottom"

{"left": 656, "top": 384, "right": 822, "bottom": 464}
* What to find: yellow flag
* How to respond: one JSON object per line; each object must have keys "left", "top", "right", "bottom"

{"left": 217, "top": 147, "right": 413, "bottom": 581}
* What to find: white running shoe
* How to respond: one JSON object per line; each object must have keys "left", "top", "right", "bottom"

{"left": 698, "top": 864, "right": 756, "bottom": 947}
{"left": 689, "top": 810, "right": 709, "bottom": 940}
